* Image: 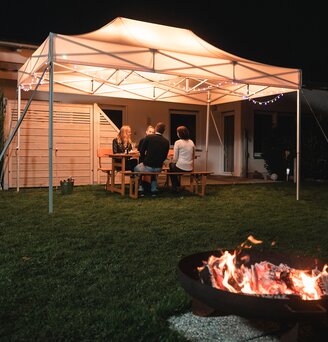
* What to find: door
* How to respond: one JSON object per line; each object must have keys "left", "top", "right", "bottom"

{"left": 224, "top": 114, "right": 234, "bottom": 173}
{"left": 101, "top": 108, "right": 123, "bottom": 129}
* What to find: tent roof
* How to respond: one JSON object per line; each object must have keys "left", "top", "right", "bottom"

{"left": 18, "top": 17, "right": 301, "bottom": 105}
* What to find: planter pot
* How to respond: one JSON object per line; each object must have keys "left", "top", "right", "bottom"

{"left": 60, "top": 180, "right": 74, "bottom": 195}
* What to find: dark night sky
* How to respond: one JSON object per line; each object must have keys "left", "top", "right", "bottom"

{"left": 1, "top": 1, "right": 326, "bottom": 86}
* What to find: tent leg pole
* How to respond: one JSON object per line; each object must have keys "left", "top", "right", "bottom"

{"left": 0, "top": 67, "right": 48, "bottom": 163}
{"left": 210, "top": 110, "right": 223, "bottom": 146}
{"left": 48, "top": 33, "right": 54, "bottom": 214}
{"left": 17, "top": 85, "right": 21, "bottom": 192}
{"left": 296, "top": 89, "right": 300, "bottom": 200}
{"left": 205, "top": 92, "right": 210, "bottom": 171}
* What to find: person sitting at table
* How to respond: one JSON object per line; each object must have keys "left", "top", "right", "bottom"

{"left": 136, "top": 125, "right": 155, "bottom": 190}
{"left": 137, "top": 125, "right": 155, "bottom": 163}
{"left": 112, "top": 125, "right": 138, "bottom": 171}
{"left": 169, "top": 126, "right": 195, "bottom": 192}
{"left": 134, "top": 122, "right": 170, "bottom": 196}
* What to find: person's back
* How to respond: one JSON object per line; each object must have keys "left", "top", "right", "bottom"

{"left": 174, "top": 139, "right": 195, "bottom": 171}
{"left": 138, "top": 125, "right": 154, "bottom": 163}
{"left": 135, "top": 122, "right": 170, "bottom": 195}
{"left": 141, "top": 133, "right": 169, "bottom": 168}
{"left": 169, "top": 125, "right": 195, "bottom": 192}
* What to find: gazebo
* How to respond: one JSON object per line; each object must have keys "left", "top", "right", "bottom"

{"left": 1, "top": 17, "right": 302, "bottom": 212}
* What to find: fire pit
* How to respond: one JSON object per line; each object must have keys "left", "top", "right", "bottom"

{"left": 177, "top": 247, "right": 328, "bottom": 320}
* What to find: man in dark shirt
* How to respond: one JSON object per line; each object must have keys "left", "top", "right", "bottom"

{"left": 137, "top": 125, "right": 154, "bottom": 163}
{"left": 134, "top": 122, "right": 170, "bottom": 196}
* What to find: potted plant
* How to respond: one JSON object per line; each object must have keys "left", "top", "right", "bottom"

{"left": 60, "top": 177, "right": 74, "bottom": 195}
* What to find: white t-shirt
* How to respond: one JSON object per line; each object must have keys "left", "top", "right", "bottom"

{"left": 173, "top": 139, "right": 195, "bottom": 171}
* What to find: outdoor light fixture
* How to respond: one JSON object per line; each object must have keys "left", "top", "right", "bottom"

{"left": 286, "top": 168, "right": 290, "bottom": 181}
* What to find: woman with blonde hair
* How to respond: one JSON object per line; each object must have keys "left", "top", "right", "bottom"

{"left": 113, "top": 125, "right": 133, "bottom": 153}
{"left": 112, "top": 125, "right": 138, "bottom": 171}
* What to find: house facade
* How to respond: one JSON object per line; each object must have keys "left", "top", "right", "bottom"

{"left": 0, "top": 41, "right": 308, "bottom": 189}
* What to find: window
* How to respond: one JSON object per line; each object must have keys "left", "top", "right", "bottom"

{"left": 253, "top": 112, "right": 273, "bottom": 158}
{"left": 277, "top": 113, "right": 295, "bottom": 141}
{"left": 101, "top": 109, "right": 123, "bottom": 128}
{"left": 253, "top": 111, "right": 295, "bottom": 158}
{"left": 224, "top": 115, "right": 235, "bottom": 172}
{"left": 170, "top": 111, "right": 196, "bottom": 145}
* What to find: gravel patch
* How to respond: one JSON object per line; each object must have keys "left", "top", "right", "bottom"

{"left": 168, "top": 312, "right": 286, "bottom": 341}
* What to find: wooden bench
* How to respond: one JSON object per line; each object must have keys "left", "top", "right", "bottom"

{"left": 123, "top": 170, "right": 213, "bottom": 199}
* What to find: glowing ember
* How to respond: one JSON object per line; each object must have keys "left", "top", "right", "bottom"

{"left": 198, "top": 237, "right": 328, "bottom": 300}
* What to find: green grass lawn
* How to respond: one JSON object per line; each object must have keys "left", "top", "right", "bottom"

{"left": 1, "top": 182, "right": 328, "bottom": 341}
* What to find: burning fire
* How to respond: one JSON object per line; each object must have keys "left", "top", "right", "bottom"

{"left": 198, "top": 236, "right": 328, "bottom": 300}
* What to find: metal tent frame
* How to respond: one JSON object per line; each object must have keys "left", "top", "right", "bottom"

{"left": 1, "top": 18, "right": 302, "bottom": 213}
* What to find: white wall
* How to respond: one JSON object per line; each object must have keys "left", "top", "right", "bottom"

{"left": 26, "top": 91, "right": 210, "bottom": 171}
{"left": 3, "top": 84, "right": 301, "bottom": 184}
{"left": 209, "top": 101, "right": 244, "bottom": 176}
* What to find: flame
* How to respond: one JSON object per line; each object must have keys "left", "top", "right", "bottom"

{"left": 199, "top": 238, "right": 328, "bottom": 300}
{"left": 247, "top": 235, "right": 263, "bottom": 244}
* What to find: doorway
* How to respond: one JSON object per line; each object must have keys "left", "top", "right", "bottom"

{"left": 101, "top": 108, "right": 123, "bottom": 129}
{"left": 224, "top": 114, "right": 234, "bottom": 173}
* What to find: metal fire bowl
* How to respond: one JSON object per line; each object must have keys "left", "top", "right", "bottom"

{"left": 177, "top": 249, "right": 328, "bottom": 320}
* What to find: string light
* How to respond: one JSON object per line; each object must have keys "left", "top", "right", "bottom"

{"left": 21, "top": 72, "right": 45, "bottom": 91}
{"left": 247, "top": 93, "right": 284, "bottom": 105}
{"left": 19, "top": 68, "right": 285, "bottom": 107}
{"left": 21, "top": 84, "right": 32, "bottom": 92}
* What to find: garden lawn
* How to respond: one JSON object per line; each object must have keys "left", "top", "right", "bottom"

{"left": 1, "top": 182, "right": 328, "bottom": 341}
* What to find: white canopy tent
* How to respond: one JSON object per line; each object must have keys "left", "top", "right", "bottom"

{"left": 18, "top": 17, "right": 300, "bottom": 103}
{"left": 7, "top": 17, "right": 302, "bottom": 212}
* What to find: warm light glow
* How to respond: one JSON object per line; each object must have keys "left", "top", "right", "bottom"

{"left": 198, "top": 237, "right": 328, "bottom": 300}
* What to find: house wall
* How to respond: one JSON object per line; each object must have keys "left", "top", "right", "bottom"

{"left": 1, "top": 79, "right": 302, "bottom": 188}
{"left": 2, "top": 90, "right": 211, "bottom": 189}
{"left": 209, "top": 101, "right": 244, "bottom": 176}
{"left": 242, "top": 93, "right": 299, "bottom": 178}
{"left": 1, "top": 42, "right": 323, "bottom": 186}
{"left": 211, "top": 92, "right": 300, "bottom": 178}
{"left": 22, "top": 91, "right": 209, "bottom": 170}
{"left": 3, "top": 100, "right": 119, "bottom": 189}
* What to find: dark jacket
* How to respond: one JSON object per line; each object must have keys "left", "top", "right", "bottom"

{"left": 140, "top": 133, "right": 170, "bottom": 168}
{"left": 112, "top": 138, "right": 132, "bottom": 154}
{"left": 112, "top": 138, "right": 136, "bottom": 171}
{"left": 137, "top": 136, "right": 148, "bottom": 163}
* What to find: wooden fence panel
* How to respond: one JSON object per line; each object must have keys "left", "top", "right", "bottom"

{"left": 4, "top": 100, "right": 120, "bottom": 188}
